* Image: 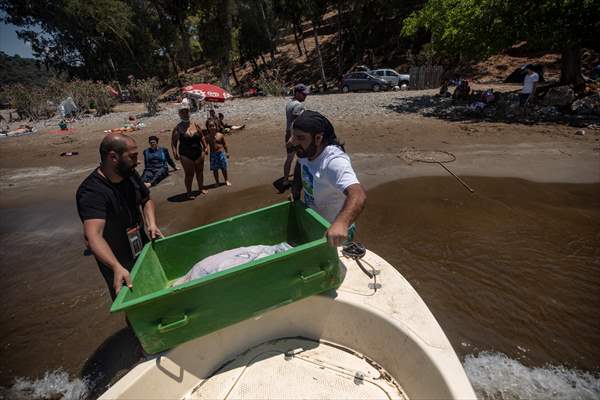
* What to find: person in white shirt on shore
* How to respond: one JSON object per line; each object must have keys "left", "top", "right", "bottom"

{"left": 289, "top": 110, "right": 366, "bottom": 247}
{"left": 520, "top": 64, "right": 539, "bottom": 107}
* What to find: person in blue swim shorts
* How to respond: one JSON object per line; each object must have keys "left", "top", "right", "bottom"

{"left": 206, "top": 118, "right": 231, "bottom": 187}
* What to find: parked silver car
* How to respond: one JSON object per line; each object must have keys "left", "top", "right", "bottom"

{"left": 369, "top": 69, "right": 410, "bottom": 87}
{"left": 339, "top": 72, "right": 390, "bottom": 93}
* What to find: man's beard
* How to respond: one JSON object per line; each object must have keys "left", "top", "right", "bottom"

{"left": 295, "top": 141, "right": 317, "bottom": 159}
{"left": 116, "top": 159, "right": 135, "bottom": 177}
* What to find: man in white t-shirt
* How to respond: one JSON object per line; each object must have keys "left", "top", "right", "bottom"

{"left": 283, "top": 84, "right": 309, "bottom": 187}
{"left": 289, "top": 110, "right": 366, "bottom": 247}
{"left": 520, "top": 65, "right": 539, "bottom": 107}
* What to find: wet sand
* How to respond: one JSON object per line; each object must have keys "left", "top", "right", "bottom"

{"left": 0, "top": 97, "right": 599, "bottom": 398}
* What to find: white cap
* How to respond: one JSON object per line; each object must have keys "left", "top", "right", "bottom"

{"left": 178, "top": 98, "right": 191, "bottom": 110}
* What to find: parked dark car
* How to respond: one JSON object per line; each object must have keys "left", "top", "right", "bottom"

{"left": 339, "top": 72, "right": 390, "bottom": 93}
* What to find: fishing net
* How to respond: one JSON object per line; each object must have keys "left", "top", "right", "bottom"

{"left": 398, "top": 149, "right": 456, "bottom": 164}
{"left": 397, "top": 148, "right": 474, "bottom": 193}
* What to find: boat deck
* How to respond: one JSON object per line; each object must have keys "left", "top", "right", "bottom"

{"left": 188, "top": 337, "right": 407, "bottom": 400}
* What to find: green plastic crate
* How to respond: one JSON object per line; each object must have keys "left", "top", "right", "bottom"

{"left": 111, "top": 201, "right": 342, "bottom": 354}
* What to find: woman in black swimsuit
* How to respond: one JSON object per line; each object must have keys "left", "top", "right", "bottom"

{"left": 171, "top": 106, "right": 208, "bottom": 199}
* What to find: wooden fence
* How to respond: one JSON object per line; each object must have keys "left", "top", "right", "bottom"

{"left": 409, "top": 65, "right": 444, "bottom": 90}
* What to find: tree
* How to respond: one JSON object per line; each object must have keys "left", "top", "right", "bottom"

{"left": 402, "top": 0, "right": 600, "bottom": 86}
{"left": 220, "top": 0, "right": 234, "bottom": 89}
{"left": 274, "top": 0, "right": 307, "bottom": 57}
{"left": 237, "top": 0, "right": 272, "bottom": 72}
{"left": 305, "top": 0, "right": 329, "bottom": 88}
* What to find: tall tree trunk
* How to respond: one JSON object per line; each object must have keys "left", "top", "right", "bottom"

{"left": 168, "top": 52, "right": 183, "bottom": 88}
{"left": 220, "top": 0, "right": 233, "bottom": 90}
{"left": 176, "top": 15, "right": 193, "bottom": 69}
{"left": 293, "top": 17, "right": 308, "bottom": 55}
{"left": 101, "top": 21, "right": 145, "bottom": 76}
{"left": 258, "top": 0, "right": 276, "bottom": 61}
{"left": 231, "top": 65, "right": 240, "bottom": 89}
{"left": 336, "top": 1, "right": 343, "bottom": 77}
{"left": 560, "top": 47, "right": 583, "bottom": 87}
{"left": 250, "top": 58, "right": 259, "bottom": 74}
{"left": 312, "top": 20, "right": 327, "bottom": 89}
{"left": 292, "top": 23, "right": 303, "bottom": 57}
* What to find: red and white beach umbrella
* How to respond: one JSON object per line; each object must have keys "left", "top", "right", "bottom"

{"left": 181, "top": 83, "right": 232, "bottom": 103}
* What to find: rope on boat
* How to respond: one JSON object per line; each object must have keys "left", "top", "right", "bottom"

{"left": 342, "top": 242, "right": 373, "bottom": 279}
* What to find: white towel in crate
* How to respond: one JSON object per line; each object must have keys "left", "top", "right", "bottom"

{"left": 172, "top": 243, "right": 292, "bottom": 287}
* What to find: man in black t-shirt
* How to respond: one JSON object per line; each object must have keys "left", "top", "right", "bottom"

{"left": 76, "top": 133, "right": 163, "bottom": 300}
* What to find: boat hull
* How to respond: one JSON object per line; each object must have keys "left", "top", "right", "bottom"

{"left": 100, "top": 249, "right": 476, "bottom": 399}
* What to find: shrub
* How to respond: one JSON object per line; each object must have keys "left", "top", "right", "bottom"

{"left": 47, "top": 78, "right": 116, "bottom": 116}
{"left": 128, "top": 77, "right": 161, "bottom": 116}
{"left": 255, "top": 74, "right": 286, "bottom": 97}
{"left": 91, "top": 84, "right": 117, "bottom": 116}
{"left": 4, "top": 83, "right": 49, "bottom": 120}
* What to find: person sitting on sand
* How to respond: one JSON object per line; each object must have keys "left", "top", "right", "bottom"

{"left": 208, "top": 109, "right": 224, "bottom": 132}
{"left": 125, "top": 115, "right": 141, "bottom": 128}
{"left": 205, "top": 118, "right": 231, "bottom": 186}
{"left": 438, "top": 80, "right": 451, "bottom": 97}
{"left": 141, "top": 135, "right": 178, "bottom": 188}
{"left": 452, "top": 79, "right": 471, "bottom": 101}
{"left": 218, "top": 112, "right": 245, "bottom": 133}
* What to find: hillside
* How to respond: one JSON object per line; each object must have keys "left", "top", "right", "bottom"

{"left": 0, "top": 52, "right": 59, "bottom": 86}
{"left": 176, "top": 10, "right": 594, "bottom": 95}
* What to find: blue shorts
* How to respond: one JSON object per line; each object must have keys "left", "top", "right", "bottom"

{"left": 210, "top": 151, "right": 228, "bottom": 171}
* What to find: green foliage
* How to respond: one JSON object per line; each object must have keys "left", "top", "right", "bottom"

{"left": 127, "top": 77, "right": 161, "bottom": 115}
{"left": 3, "top": 78, "right": 116, "bottom": 119}
{"left": 402, "top": 0, "right": 600, "bottom": 62}
{"left": 16, "top": 0, "right": 594, "bottom": 89}
{"left": 3, "top": 83, "right": 49, "bottom": 120}
{"left": 255, "top": 70, "right": 286, "bottom": 96}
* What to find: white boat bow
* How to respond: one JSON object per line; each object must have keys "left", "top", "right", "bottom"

{"left": 100, "top": 249, "right": 476, "bottom": 399}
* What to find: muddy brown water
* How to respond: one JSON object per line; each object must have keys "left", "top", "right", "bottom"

{"left": 1, "top": 176, "right": 599, "bottom": 398}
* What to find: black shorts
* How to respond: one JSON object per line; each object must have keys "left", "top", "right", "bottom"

{"left": 285, "top": 132, "right": 294, "bottom": 154}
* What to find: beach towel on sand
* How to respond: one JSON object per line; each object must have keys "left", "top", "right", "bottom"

{"left": 171, "top": 243, "right": 292, "bottom": 286}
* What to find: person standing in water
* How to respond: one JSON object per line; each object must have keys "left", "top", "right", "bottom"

{"left": 76, "top": 133, "right": 163, "bottom": 300}
{"left": 171, "top": 104, "right": 208, "bottom": 199}
{"left": 289, "top": 110, "right": 366, "bottom": 247}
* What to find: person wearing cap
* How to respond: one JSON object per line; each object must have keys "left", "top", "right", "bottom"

{"left": 289, "top": 110, "right": 366, "bottom": 247}
{"left": 520, "top": 64, "right": 539, "bottom": 107}
{"left": 283, "top": 84, "right": 309, "bottom": 186}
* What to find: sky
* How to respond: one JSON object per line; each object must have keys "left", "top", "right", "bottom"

{"left": 0, "top": 22, "right": 36, "bottom": 58}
